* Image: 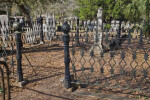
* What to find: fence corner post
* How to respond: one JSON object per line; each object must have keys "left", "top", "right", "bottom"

{"left": 13, "top": 19, "right": 23, "bottom": 82}
{"left": 62, "top": 21, "right": 71, "bottom": 89}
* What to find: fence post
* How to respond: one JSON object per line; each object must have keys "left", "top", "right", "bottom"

{"left": 13, "top": 20, "right": 23, "bottom": 82}
{"left": 75, "top": 18, "right": 79, "bottom": 46}
{"left": 62, "top": 21, "right": 71, "bottom": 89}
{"left": 39, "top": 16, "right": 44, "bottom": 44}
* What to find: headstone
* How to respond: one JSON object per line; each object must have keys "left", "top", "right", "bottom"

{"left": 114, "top": 20, "right": 117, "bottom": 32}
{"left": 90, "top": 8, "right": 104, "bottom": 53}
{"left": 97, "top": 7, "right": 103, "bottom": 31}
{"left": 84, "top": 21, "right": 87, "bottom": 28}
{"left": 97, "top": 7, "right": 103, "bottom": 50}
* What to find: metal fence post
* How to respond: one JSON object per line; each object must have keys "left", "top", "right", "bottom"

{"left": 39, "top": 16, "right": 44, "bottom": 44}
{"left": 13, "top": 20, "right": 23, "bottom": 82}
{"left": 62, "top": 21, "right": 71, "bottom": 89}
{"left": 75, "top": 18, "right": 79, "bottom": 46}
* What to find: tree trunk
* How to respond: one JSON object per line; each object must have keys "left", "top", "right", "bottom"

{"left": 18, "top": 4, "right": 32, "bottom": 28}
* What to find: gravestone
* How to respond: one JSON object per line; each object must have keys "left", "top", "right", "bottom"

{"left": 97, "top": 7, "right": 103, "bottom": 31}
{"left": 87, "top": 20, "right": 91, "bottom": 30}
{"left": 114, "top": 20, "right": 117, "bottom": 32}
{"left": 97, "top": 7, "right": 103, "bottom": 51}
{"left": 111, "top": 20, "right": 115, "bottom": 32}
{"left": 83, "top": 21, "right": 87, "bottom": 30}
{"left": 90, "top": 8, "right": 103, "bottom": 53}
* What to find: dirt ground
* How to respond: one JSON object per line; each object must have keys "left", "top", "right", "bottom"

{"left": 2, "top": 38, "right": 150, "bottom": 100}
{"left": 6, "top": 42, "right": 101, "bottom": 100}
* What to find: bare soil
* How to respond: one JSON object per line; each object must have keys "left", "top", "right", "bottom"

{"left": 2, "top": 34, "right": 150, "bottom": 100}
{"left": 6, "top": 42, "right": 100, "bottom": 100}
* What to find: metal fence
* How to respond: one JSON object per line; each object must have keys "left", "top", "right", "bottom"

{"left": 69, "top": 27, "right": 150, "bottom": 92}
{"left": 1, "top": 13, "right": 149, "bottom": 97}
{"left": 0, "top": 61, "right": 10, "bottom": 100}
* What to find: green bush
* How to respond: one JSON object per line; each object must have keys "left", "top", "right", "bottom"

{"left": 132, "top": 24, "right": 141, "bottom": 30}
{"left": 104, "top": 24, "right": 111, "bottom": 30}
{"left": 143, "top": 24, "right": 150, "bottom": 37}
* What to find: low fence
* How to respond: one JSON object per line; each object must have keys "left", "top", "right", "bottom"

{"left": 69, "top": 28, "right": 150, "bottom": 93}
{"left": 0, "top": 18, "right": 147, "bottom": 97}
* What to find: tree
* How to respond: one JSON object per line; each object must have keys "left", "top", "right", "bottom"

{"left": 103, "top": 0, "right": 131, "bottom": 39}
{"left": 0, "top": 2, "right": 12, "bottom": 16}
{"left": 76, "top": 0, "right": 131, "bottom": 47}
{"left": 74, "top": 0, "right": 100, "bottom": 20}
{"left": 76, "top": 0, "right": 130, "bottom": 32}
{"left": 0, "top": 0, "right": 62, "bottom": 23}
{"left": 124, "top": 0, "right": 150, "bottom": 36}
{"left": 76, "top": 0, "right": 130, "bottom": 20}
{"left": 45, "top": 0, "right": 78, "bottom": 18}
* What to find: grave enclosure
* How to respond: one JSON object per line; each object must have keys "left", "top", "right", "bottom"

{"left": 0, "top": 9, "right": 150, "bottom": 99}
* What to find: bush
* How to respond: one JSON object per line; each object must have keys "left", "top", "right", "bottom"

{"left": 104, "top": 24, "right": 111, "bottom": 30}
{"left": 143, "top": 24, "right": 150, "bottom": 37}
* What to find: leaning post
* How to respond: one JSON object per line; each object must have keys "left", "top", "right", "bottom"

{"left": 13, "top": 19, "right": 23, "bottom": 82}
{"left": 62, "top": 21, "right": 71, "bottom": 89}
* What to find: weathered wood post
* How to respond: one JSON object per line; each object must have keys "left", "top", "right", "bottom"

{"left": 62, "top": 21, "right": 71, "bottom": 89}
